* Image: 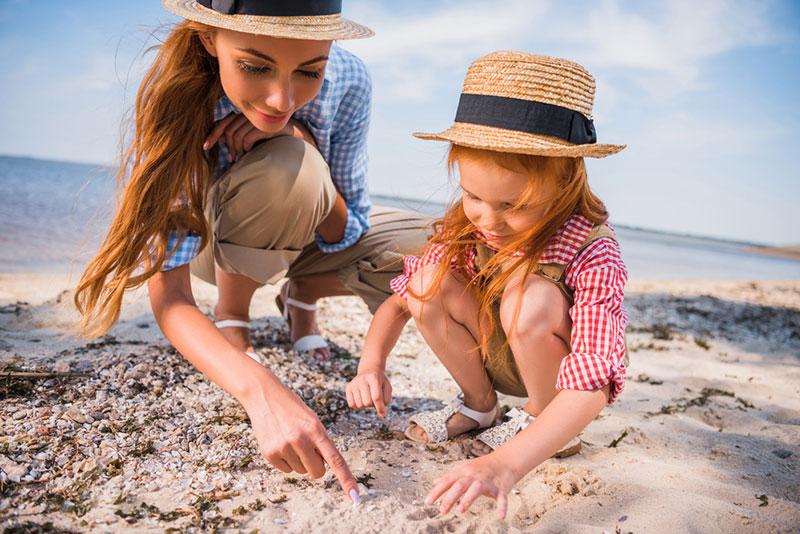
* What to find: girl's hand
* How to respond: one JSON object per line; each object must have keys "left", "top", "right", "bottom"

{"left": 345, "top": 367, "right": 392, "bottom": 417}
{"left": 242, "top": 373, "right": 360, "bottom": 503}
{"left": 203, "top": 113, "right": 316, "bottom": 162}
{"left": 425, "top": 454, "right": 518, "bottom": 520}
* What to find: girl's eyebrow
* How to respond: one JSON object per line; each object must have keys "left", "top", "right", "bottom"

{"left": 236, "top": 48, "right": 329, "bottom": 67}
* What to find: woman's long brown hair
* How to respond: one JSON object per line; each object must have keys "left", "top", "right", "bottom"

{"left": 410, "top": 144, "right": 609, "bottom": 357}
{"left": 74, "top": 21, "right": 221, "bottom": 338}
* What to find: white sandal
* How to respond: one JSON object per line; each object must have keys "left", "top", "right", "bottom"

{"left": 473, "top": 407, "right": 582, "bottom": 458}
{"left": 214, "top": 319, "right": 262, "bottom": 364}
{"left": 405, "top": 394, "right": 500, "bottom": 445}
{"left": 275, "top": 285, "right": 330, "bottom": 356}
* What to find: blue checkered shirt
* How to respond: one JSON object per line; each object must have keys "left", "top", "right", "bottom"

{"left": 162, "top": 44, "right": 372, "bottom": 270}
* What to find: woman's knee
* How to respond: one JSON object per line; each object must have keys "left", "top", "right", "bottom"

{"left": 499, "top": 275, "right": 569, "bottom": 340}
{"left": 220, "top": 136, "right": 334, "bottom": 216}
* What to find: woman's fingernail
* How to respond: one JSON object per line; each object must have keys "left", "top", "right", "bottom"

{"left": 350, "top": 489, "right": 361, "bottom": 506}
{"left": 202, "top": 141, "right": 209, "bottom": 150}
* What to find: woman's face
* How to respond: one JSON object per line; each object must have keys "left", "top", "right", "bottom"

{"left": 200, "top": 29, "right": 331, "bottom": 133}
{"left": 458, "top": 157, "right": 556, "bottom": 249}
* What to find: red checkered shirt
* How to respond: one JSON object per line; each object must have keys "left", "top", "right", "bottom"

{"left": 390, "top": 213, "right": 629, "bottom": 404}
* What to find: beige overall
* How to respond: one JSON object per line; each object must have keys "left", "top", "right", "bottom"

{"left": 476, "top": 225, "right": 627, "bottom": 397}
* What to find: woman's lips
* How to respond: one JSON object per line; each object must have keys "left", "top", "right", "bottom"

{"left": 256, "top": 109, "right": 290, "bottom": 124}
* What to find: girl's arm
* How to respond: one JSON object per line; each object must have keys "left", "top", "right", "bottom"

{"left": 147, "top": 265, "right": 360, "bottom": 503}
{"left": 346, "top": 293, "right": 411, "bottom": 416}
{"left": 426, "top": 386, "right": 609, "bottom": 520}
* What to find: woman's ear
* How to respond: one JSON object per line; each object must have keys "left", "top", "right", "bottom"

{"left": 198, "top": 31, "right": 218, "bottom": 57}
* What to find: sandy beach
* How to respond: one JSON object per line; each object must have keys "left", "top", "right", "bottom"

{"left": 1, "top": 272, "right": 798, "bottom": 532}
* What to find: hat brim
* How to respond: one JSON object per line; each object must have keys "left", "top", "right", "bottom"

{"left": 414, "top": 122, "right": 625, "bottom": 158}
{"left": 163, "top": 0, "right": 374, "bottom": 40}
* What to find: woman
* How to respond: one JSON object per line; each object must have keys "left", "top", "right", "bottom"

{"left": 74, "top": 0, "right": 430, "bottom": 504}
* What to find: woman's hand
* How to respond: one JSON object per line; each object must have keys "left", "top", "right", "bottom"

{"left": 242, "top": 371, "right": 360, "bottom": 503}
{"left": 203, "top": 112, "right": 317, "bottom": 162}
{"left": 424, "top": 454, "right": 518, "bottom": 520}
{"left": 345, "top": 367, "right": 392, "bottom": 417}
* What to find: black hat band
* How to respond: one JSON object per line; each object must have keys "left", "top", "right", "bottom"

{"left": 197, "top": 0, "right": 342, "bottom": 17}
{"left": 454, "top": 93, "right": 597, "bottom": 145}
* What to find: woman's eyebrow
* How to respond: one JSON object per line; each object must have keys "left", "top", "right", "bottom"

{"left": 236, "top": 48, "right": 328, "bottom": 67}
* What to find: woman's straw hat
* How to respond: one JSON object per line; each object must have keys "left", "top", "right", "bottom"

{"left": 415, "top": 51, "right": 625, "bottom": 158}
{"left": 162, "top": 0, "right": 374, "bottom": 40}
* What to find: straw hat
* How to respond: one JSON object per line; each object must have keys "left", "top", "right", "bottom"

{"left": 415, "top": 51, "right": 624, "bottom": 158}
{"left": 162, "top": 0, "right": 374, "bottom": 40}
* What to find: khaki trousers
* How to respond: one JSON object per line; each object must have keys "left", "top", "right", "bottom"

{"left": 190, "top": 136, "right": 433, "bottom": 313}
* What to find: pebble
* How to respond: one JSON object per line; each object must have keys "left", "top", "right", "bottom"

{"left": 772, "top": 448, "right": 792, "bottom": 459}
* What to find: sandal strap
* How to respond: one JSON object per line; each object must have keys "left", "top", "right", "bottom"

{"left": 292, "top": 334, "right": 329, "bottom": 353}
{"left": 284, "top": 296, "right": 318, "bottom": 312}
{"left": 214, "top": 319, "right": 251, "bottom": 329}
{"left": 406, "top": 394, "right": 498, "bottom": 445}
{"left": 474, "top": 408, "right": 533, "bottom": 451}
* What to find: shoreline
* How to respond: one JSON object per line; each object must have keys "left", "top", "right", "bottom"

{"left": 1, "top": 273, "right": 799, "bottom": 532}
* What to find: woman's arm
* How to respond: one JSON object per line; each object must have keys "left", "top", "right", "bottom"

{"left": 346, "top": 294, "right": 411, "bottom": 416}
{"left": 147, "top": 265, "right": 360, "bottom": 502}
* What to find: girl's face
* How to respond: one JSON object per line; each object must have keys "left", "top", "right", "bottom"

{"left": 458, "top": 157, "right": 556, "bottom": 249}
{"left": 200, "top": 29, "right": 331, "bottom": 133}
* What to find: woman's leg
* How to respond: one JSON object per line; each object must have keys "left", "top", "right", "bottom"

{"left": 190, "top": 136, "right": 337, "bottom": 353}
{"left": 284, "top": 206, "right": 432, "bottom": 348}
{"left": 404, "top": 265, "right": 498, "bottom": 442}
{"left": 472, "top": 274, "right": 572, "bottom": 455}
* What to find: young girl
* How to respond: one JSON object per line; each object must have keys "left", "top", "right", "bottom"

{"left": 346, "top": 51, "right": 628, "bottom": 518}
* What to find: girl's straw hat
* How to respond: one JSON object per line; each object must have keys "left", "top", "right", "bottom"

{"left": 415, "top": 51, "right": 625, "bottom": 158}
{"left": 162, "top": 0, "right": 374, "bottom": 40}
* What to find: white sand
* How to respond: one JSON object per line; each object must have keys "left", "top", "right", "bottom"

{"left": 1, "top": 273, "right": 798, "bottom": 532}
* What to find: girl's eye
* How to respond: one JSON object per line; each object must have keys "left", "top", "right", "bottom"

{"left": 239, "top": 62, "right": 271, "bottom": 76}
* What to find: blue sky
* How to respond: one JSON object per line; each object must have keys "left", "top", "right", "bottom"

{"left": 1, "top": 0, "right": 798, "bottom": 245}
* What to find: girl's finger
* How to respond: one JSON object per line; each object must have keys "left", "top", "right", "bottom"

{"left": 264, "top": 452, "right": 292, "bottom": 473}
{"left": 457, "top": 480, "right": 486, "bottom": 513}
{"left": 382, "top": 379, "right": 392, "bottom": 407}
{"left": 280, "top": 446, "right": 307, "bottom": 474}
{"left": 369, "top": 378, "right": 386, "bottom": 416}
{"left": 438, "top": 478, "right": 470, "bottom": 515}
{"left": 424, "top": 470, "right": 460, "bottom": 506}
{"left": 345, "top": 385, "right": 355, "bottom": 409}
{"left": 496, "top": 490, "right": 509, "bottom": 521}
{"left": 352, "top": 387, "right": 366, "bottom": 409}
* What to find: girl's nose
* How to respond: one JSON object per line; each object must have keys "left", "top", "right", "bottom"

{"left": 264, "top": 78, "right": 294, "bottom": 114}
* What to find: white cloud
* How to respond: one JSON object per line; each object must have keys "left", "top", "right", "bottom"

{"left": 343, "top": 0, "right": 784, "bottom": 102}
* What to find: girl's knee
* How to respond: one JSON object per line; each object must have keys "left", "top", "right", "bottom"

{"left": 499, "top": 276, "right": 569, "bottom": 339}
{"left": 406, "top": 265, "right": 465, "bottom": 321}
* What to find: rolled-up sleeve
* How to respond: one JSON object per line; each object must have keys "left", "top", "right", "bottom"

{"left": 557, "top": 239, "right": 629, "bottom": 404}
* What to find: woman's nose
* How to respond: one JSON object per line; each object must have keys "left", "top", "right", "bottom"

{"left": 264, "top": 78, "right": 294, "bottom": 114}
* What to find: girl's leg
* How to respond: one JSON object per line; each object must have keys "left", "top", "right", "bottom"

{"left": 405, "top": 265, "right": 498, "bottom": 442}
{"left": 212, "top": 267, "right": 262, "bottom": 353}
{"left": 472, "top": 274, "right": 572, "bottom": 455}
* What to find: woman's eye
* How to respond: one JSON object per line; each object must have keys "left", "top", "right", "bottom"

{"left": 239, "top": 62, "right": 271, "bottom": 75}
{"left": 297, "top": 69, "right": 322, "bottom": 79}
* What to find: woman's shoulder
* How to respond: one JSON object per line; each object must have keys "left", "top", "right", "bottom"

{"left": 329, "top": 45, "right": 371, "bottom": 88}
